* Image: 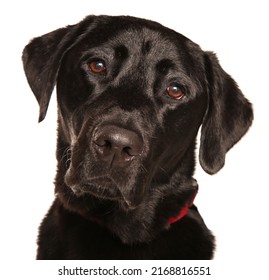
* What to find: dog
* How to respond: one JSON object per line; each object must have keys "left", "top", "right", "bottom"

{"left": 22, "top": 15, "right": 253, "bottom": 259}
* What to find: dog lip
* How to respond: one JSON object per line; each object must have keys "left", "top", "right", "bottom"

{"left": 66, "top": 174, "right": 142, "bottom": 208}
{"left": 65, "top": 174, "right": 125, "bottom": 201}
{"left": 69, "top": 184, "right": 85, "bottom": 196}
{"left": 64, "top": 165, "right": 144, "bottom": 208}
{"left": 64, "top": 166, "right": 79, "bottom": 188}
{"left": 69, "top": 182, "right": 123, "bottom": 200}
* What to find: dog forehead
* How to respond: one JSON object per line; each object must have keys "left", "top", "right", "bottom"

{"left": 77, "top": 23, "right": 182, "bottom": 64}
{"left": 107, "top": 27, "right": 179, "bottom": 58}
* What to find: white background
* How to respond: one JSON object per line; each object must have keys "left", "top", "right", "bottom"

{"left": 0, "top": 0, "right": 268, "bottom": 279}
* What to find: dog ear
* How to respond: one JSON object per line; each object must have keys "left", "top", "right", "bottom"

{"left": 22, "top": 17, "right": 95, "bottom": 122}
{"left": 199, "top": 52, "right": 253, "bottom": 175}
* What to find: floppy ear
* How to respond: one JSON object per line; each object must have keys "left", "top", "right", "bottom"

{"left": 22, "top": 16, "right": 95, "bottom": 122}
{"left": 199, "top": 52, "right": 253, "bottom": 175}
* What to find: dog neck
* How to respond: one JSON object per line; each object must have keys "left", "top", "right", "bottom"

{"left": 56, "top": 170, "right": 199, "bottom": 244}
{"left": 79, "top": 189, "right": 197, "bottom": 226}
{"left": 167, "top": 190, "right": 197, "bottom": 224}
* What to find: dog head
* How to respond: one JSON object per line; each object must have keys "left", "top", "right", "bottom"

{"left": 23, "top": 15, "right": 253, "bottom": 210}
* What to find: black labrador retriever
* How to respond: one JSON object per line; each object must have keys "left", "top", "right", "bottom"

{"left": 22, "top": 15, "right": 253, "bottom": 259}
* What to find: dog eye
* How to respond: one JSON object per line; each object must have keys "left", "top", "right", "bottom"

{"left": 88, "top": 60, "right": 106, "bottom": 73}
{"left": 166, "top": 85, "right": 184, "bottom": 100}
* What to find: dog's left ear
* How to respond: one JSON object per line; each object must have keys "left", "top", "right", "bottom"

{"left": 199, "top": 52, "right": 253, "bottom": 175}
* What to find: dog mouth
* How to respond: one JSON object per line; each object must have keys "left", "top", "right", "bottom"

{"left": 69, "top": 178, "right": 121, "bottom": 199}
{"left": 64, "top": 168, "right": 142, "bottom": 209}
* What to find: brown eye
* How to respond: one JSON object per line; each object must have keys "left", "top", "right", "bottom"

{"left": 88, "top": 60, "right": 106, "bottom": 73}
{"left": 166, "top": 85, "right": 184, "bottom": 100}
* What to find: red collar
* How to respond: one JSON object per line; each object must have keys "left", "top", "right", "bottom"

{"left": 168, "top": 190, "right": 197, "bottom": 225}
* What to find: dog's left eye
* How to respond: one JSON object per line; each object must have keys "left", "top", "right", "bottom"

{"left": 88, "top": 60, "right": 106, "bottom": 73}
{"left": 166, "top": 85, "right": 184, "bottom": 100}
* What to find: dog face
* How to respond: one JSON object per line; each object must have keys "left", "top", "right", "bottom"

{"left": 56, "top": 21, "right": 209, "bottom": 209}
{"left": 23, "top": 16, "right": 253, "bottom": 211}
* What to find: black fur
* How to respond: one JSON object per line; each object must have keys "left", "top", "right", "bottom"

{"left": 22, "top": 15, "right": 253, "bottom": 259}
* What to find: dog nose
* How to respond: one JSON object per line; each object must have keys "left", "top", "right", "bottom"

{"left": 93, "top": 125, "right": 143, "bottom": 167}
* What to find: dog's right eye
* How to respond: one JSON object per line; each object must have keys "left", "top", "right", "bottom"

{"left": 88, "top": 60, "right": 106, "bottom": 74}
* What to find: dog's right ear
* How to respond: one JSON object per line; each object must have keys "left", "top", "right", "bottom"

{"left": 22, "top": 27, "right": 71, "bottom": 122}
{"left": 22, "top": 16, "right": 96, "bottom": 122}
